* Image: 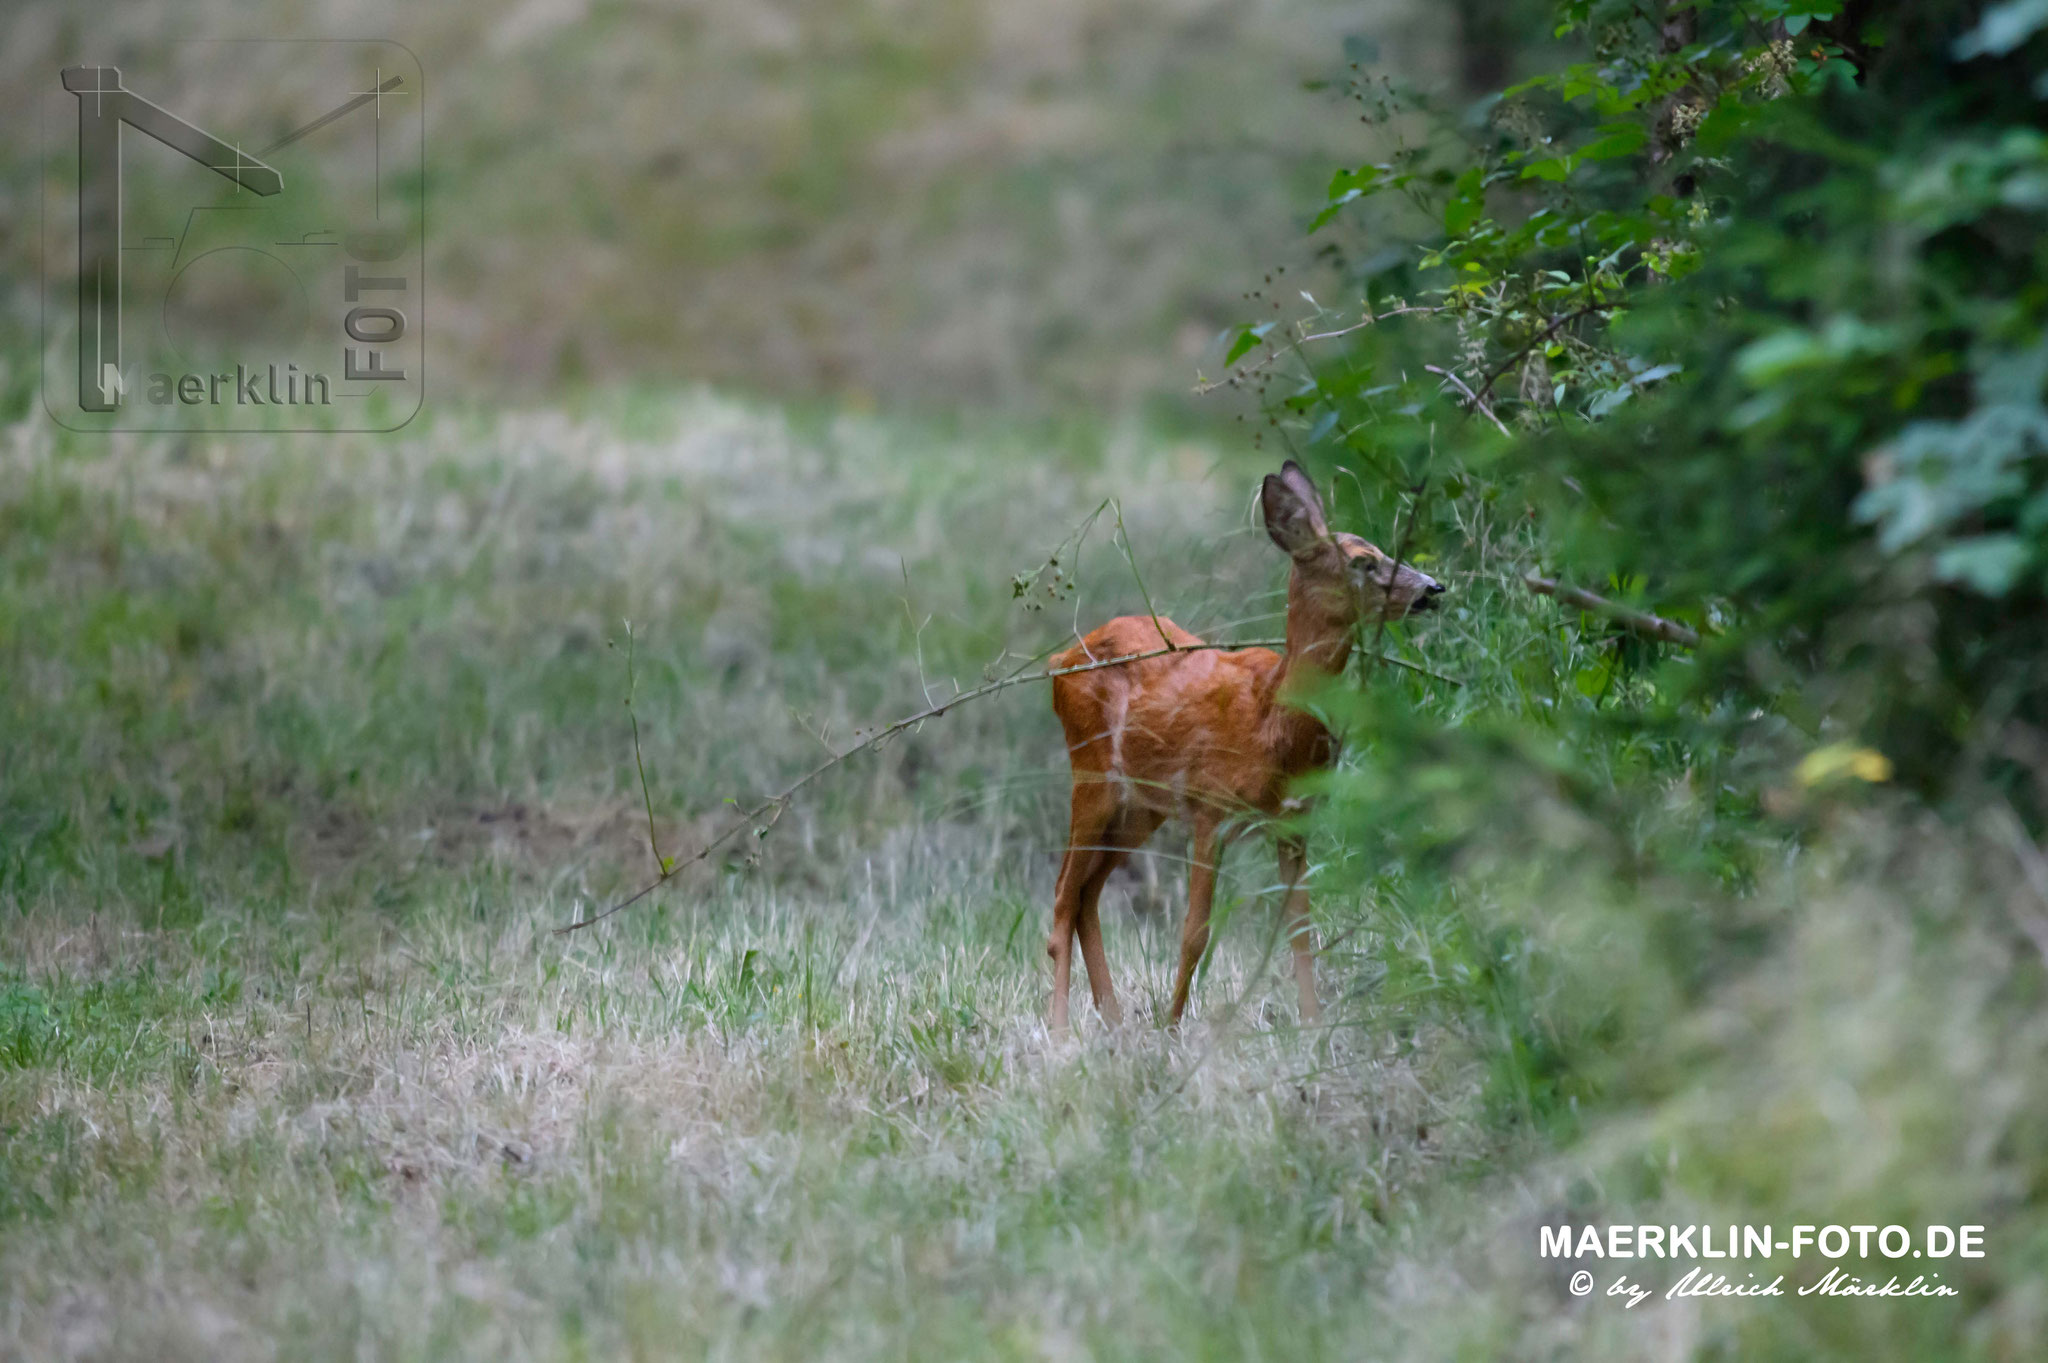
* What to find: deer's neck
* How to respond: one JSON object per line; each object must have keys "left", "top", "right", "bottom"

{"left": 1261, "top": 572, "right": 1353, "bottom": 775}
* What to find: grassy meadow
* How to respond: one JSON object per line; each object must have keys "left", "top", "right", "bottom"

{"left": 10, "top": 395, "right": 2038, "bottom": 1361}
{"left": 7, "top": 2, "right": 2048, "bottom": 1359}
{"left": 7, "top": 394, "right": 2046, "bottom": 1360}
{"left": 0, "top": 398, "right": 1507, "bottom": 1359}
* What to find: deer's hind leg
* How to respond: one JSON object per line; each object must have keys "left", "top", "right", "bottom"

{"left": 1049, "top": 780, "right": 1161, "bottom": 1036}
{"left": 1050, "top": 779, "right": 1118, "bottom": 1038}
{"left": 1073, "top": 804, "right": 1163, "bottom": 1027}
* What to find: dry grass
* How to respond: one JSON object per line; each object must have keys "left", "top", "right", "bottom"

{"left": 0, "top": 392, "right": 1486, "bottom": 1360}
{"left": 9, "top": 389, "right": 2040, "bottom": 1360}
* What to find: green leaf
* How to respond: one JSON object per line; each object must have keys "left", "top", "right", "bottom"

{"left": 1578, "top": 123, "right": 1647, "bottom": 162}
{"left": 1587, "top": 385, "right": 1634, "bottom": 418}
{"left": 1444, "top": 166, "right": 1485, "bottom": 235}
{"left": 1311, "top": 189, "right": 1362, "bottom": 233}
{"left": 1225, "top": 324, "right": 1274, "bottom": 366}
{"left": 1956, "top": 0, "right": 2048, "bottom": 58}
{"left": 1933, "top": 536, "right": 2030, "bottom": 595}
{"left": 1327, "top": 164, "right": 1386, "bottom": 199}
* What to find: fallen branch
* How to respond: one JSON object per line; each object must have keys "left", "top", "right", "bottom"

{"left": 1423, "top": 365, "right": 1512, "bottom": 438}
{"left": 557, "top": 636, "right": 1460, "bottom": 935}
{"left": 1522, "top": 573, "right": 1702, "bottom": 649}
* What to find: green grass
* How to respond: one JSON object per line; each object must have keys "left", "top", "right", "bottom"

{"left": 0, "top": 0, "right": 1438, "bottom": 415}
{"left": 5, "top": 391, "right": 2045, "bottom": 1360}
{"left": 0, "top": 392, "right": 1495, "bottom": 1359}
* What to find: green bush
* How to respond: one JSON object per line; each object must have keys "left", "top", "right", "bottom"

{"left": 1213, "top": 2, "right": 2048, "bottom": 1352}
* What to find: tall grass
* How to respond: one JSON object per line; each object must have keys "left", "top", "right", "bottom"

{"left": 4, "top": 391, "right": 2043, "bottom": 1358}
{"left": 0, "top": 393, "right": 1491, "bottom": 1359}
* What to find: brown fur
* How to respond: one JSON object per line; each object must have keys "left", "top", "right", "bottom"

{"left": 1043, "top": 462, "right": 1442, "bottom": 1034}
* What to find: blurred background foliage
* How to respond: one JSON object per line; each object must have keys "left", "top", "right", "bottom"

{"left": 1211, "top": 0, "right": 2048, "bottom": 1352}
{"left": 1, "top": 0, "right": 1466, "bottom": 415}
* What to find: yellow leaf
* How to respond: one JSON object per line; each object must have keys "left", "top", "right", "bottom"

{"left": 1795, "top": 743, "right": 1893, "bottom": 788}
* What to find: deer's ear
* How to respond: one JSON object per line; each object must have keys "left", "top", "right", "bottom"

{"left": 1278, "top": 461, "right": 1329, "bottom": 529}
{"left": 1263, "top": 472, "right": 1328, "bottom": 559}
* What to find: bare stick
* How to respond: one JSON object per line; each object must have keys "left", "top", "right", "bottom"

{"left": 558, "top": 636, "right": 1459, "bottom": 935}
{"left": 1111, "top": 499, "right": 1176, "bottom": 652}
{"left": 1522, "top": 573, "right": 1702, "bottom": 648}
{"left": 1193, "top": 305, "right": 1447, "bottom": 395}
{"left": 1423, "top": 365, "right": 1512, "bottom": 438}
{"left": 1990, "top": 804, "right": 2048, "bottom": 971}
{"left": 620, "top": 623, "right": 670, "bottom": 875}
{"left": 1364, "top": 477, "right": 1431, "bottom": 683}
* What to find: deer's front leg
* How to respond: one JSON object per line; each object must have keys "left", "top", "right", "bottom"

{"left": 1168, "top": 817, "right": 1220, "bottom": 1026}
{"left": 1278, "top": 837, "right": 1320, "bottom": 1025}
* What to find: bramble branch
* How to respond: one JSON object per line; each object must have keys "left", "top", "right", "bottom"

{"left": 1423, "top": 365, "right": 1512, "bottom": 437}
{"left": 1522, "top": 572, "right": 1702, "bottom": 648}
{"left": 1473, "top": 303, "right": 1613, "bottom": 407}
{"left": 1193, "top": 305, "right": 1447, "bottom": 396}
{"left": 557, "top": 636, "right": 1459, "bottom": 935}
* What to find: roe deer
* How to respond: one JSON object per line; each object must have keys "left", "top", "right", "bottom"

{"left": 1045, "top": 461, "right": 1443, "bottom": 1035}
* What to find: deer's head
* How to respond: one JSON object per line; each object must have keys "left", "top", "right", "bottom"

{"left": 1261, "top": 461, "right": 1444, "bottom": 626}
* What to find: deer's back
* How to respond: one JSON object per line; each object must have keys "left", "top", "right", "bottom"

{"left": 1051, "top": 616, "right": 1286, "bottom": 814}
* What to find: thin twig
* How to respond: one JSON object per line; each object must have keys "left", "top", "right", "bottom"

{"left": 1299, "top": 304, "right": 1445, "bottom": 344}
{"left": 621, "top": 623, "right": 669, "bottom": 875}
{"left": 560, "top": 635, "right": 1459, "bottom": 935}
{"left": 1472, "top": 302, "right": 1611, "bottom": 406}
{"left": 1423, "top": 365, "right": 1512, "bottom": 437}
{"left": 1112, "top": 500, "right": 1176, "bottom": 652}
{"left": 1522, "top": 572, "right": 1702, "bottom": 648}
{"left": 1368, "top": 478, "right": 1430, "bottom": 679}
{"left": 901, "top": 559, "right": 939, "bottom": 708}
{"left": 1989, "top": 804, "right": 2048, "bottom": 970}
{"left": 1192, "top": 305, "right": 1447, "bottom": 395}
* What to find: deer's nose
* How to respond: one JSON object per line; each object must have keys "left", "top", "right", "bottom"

{"left": 1413, "top": 579, "right": 1447, "bottom": 611}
